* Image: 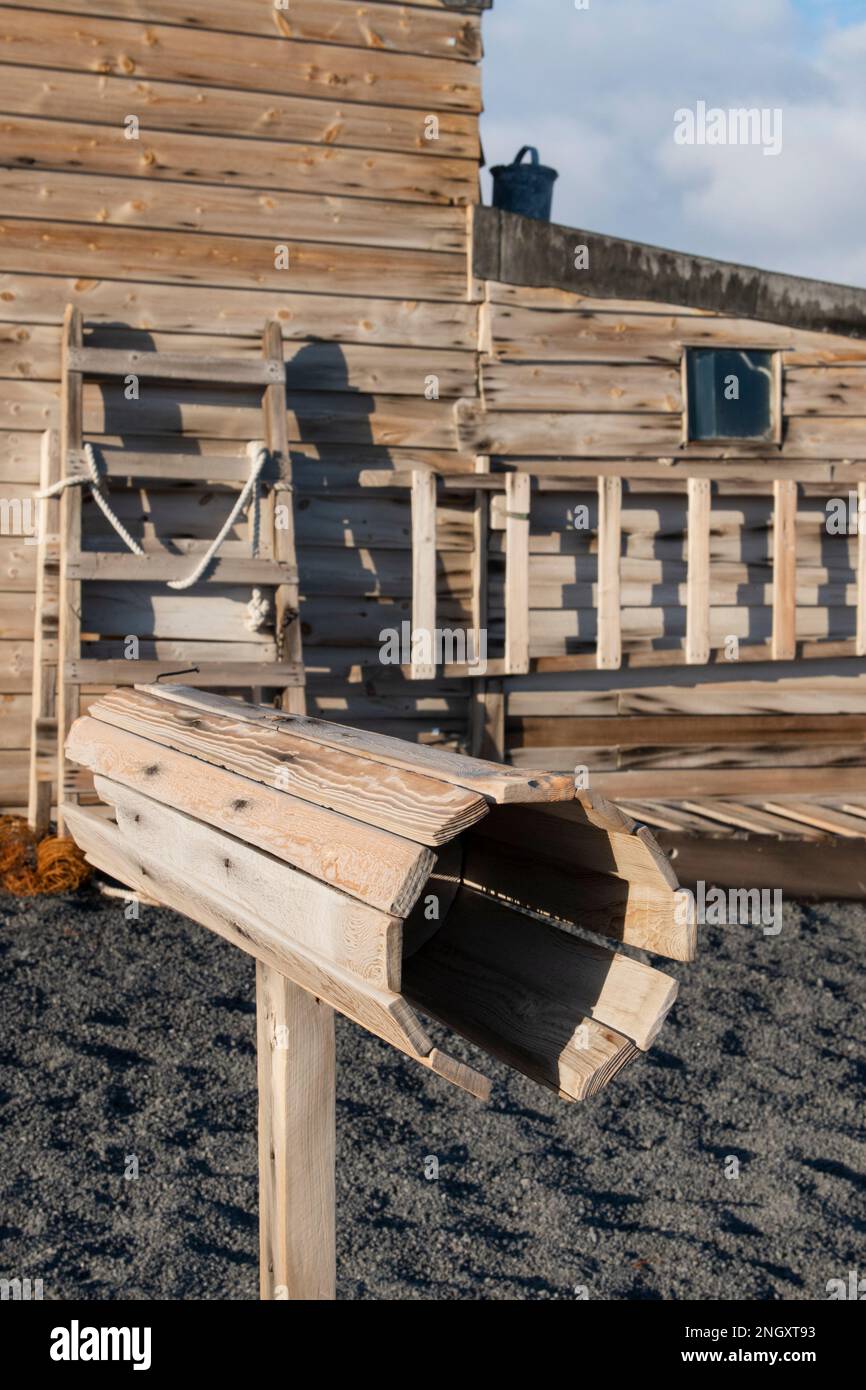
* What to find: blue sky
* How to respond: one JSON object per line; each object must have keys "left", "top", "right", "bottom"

{"left": 480, "top": 0, "right": 866, "bottom": 287}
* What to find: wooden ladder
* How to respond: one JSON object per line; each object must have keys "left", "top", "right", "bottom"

{"left": 44, "top": 307, "right": 305, "bottom": 836}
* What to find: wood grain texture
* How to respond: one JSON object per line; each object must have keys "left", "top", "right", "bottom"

{"left": 89, "top": 685, "right": 489, "bottom": 846}
{"left": 0, "top": 116, "right": 475, "bottom": 206}
{"left": 404, "top": 886, "right": 675, "bottom": 1096}
{"left": 0, "top": 9, "right": 482, "bottom": 112}
{"left": 410, "top": 469, "right": 437, "bottom": 680}
{"left": 773, "top": 479, "right": 798, "bottom": 660}
{"left": 0, "top": 274, "right": 478, "bottom": 347}
{"left": 686, "top": 478, "right": 711, "bottom": 666}
{"left": 138, "top": 683, "right": 576, "bottom": 803}
{"left": 0, "top": 0, "right": 483, "bottom": 62}
{"left": 62, "top": 798, "right": 490, "bottom": 1101}
{"left": 27, "top": 428, "right": 59, "bottom": 834}
{"left": 0, "top": 62, "right": 480, "bottom": 158}
{"left": 597, "top": 476, "right": 622, "bottom": 671}
{"left": 65, "top": 715, "right": 435, "bottom": 915}
{"left": 99, "top": 774, "right": 401, "bottom": 987}
{"left": 0, "top": 222, "right": 466, "bottom": 303}
{"left": 257, "top": 963, "right": 335, "bottom": 1302}
{"left": 504, "top": 472, "right": 530, "bottom": 674}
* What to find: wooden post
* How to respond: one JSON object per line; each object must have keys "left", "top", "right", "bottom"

{"left": 56, "top": 306, "right": 83, "bottom": 836}
{"left": 410, "top": 469, "right": 437, "bottom": 681}
{"left": 772, "top": 479, "right": 797, "bottom": 660}
{"left": 686, "top": 477, "right": 710, "bottom": 666}
{"left": 504, "top": 472, "right": 530, "bottom": 675}
{"left": 262, "top": 320, "right": 305, "bottom": 717}
{"left": 28, "top": 429, "right": 61, "bottom": 836}
{"left": 597, "top": 475, "right": 622, "bottom": 670}
{"left": 257, "top": 963, "right": 336, "bottom": 1301}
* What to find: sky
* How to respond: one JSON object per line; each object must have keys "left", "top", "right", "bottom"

{"left": 480, "top": 0, "right": 866, "bottom": 287}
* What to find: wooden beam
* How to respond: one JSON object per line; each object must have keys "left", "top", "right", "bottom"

{"left": 56, "top": 305, "right": 83, "bottom": 836}
{"left": 686, "top": 477, "right": 710, "bottom": 666}
{"left": 410, "top": 470, "right": 438, "bottom": 681}
{"left": 27, "top": 428, "right": 60, "bottom": 836}
{"left": 597, "top": 476, "right": 622, "bottom": 671}
{"left": 772, "top": 479, "right": 797, "bottom": 660}
{"left": 504, "top": 472, "right": 530, "bottom": 675}
{"left": 262, "top": 321, "right": 305, "bottom": 716}
{"left": 67, "top": 347, "right": 283, "bottom": 385}
{"left": 257, "top": 964, "right": 336, "bottom": 1302}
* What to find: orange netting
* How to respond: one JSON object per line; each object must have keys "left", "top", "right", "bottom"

{"left": 0, "top": 816, "right": 91, "bottom": 897}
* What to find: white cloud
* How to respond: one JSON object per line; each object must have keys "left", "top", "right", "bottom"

{"left": 481, "top": 0, "right": 866, "bottom": 287}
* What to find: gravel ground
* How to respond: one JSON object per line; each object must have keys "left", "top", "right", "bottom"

{"left": 0, "top": 886, "right": 863, "bottom": 1301}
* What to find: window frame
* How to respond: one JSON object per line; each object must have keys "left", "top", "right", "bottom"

{"left": 681, "top": 346, "right": 783, "bottom": 449}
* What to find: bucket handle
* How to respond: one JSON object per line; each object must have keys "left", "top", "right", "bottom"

{"left": 512, "top": 146, "right": 540, "bottom": 168}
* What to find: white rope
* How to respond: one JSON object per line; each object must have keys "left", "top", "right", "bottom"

{"left": 38, "top": 443, "right": 145, "bottom": 556}
{"left": 167, "top": 445, "right": 268, "bottom": 590}
{"left": 244, "top": 586, "right": 271, "bottom": 632}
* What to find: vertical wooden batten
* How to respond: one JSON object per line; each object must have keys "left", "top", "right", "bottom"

{"left": 596, "top": 475, "right": 622, "bottom": 671}
{"left": 686, "top": 477, "right": 711, "bottom": 666}
{"left": 772, "top": 478, "right": 797, "bottom": 661}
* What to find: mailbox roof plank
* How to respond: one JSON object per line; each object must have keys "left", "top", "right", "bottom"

{"left": 66, "top": 716, "right": 435, "bottom": 917}
{"left": 139, "top": 684, "right": 576, "bottom": 804}
{"left": 63, "top": 799, "right": 490, "bottom": 1102}
{"left": 89, "top": 686, "right": 490, "bottom": 847}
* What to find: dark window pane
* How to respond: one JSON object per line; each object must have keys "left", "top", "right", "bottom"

{"left": 686, "top": 349, "right": 774, "bottom": 440}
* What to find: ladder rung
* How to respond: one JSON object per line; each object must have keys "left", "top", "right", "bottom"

{"left": 67, "top": 449, "right": 277, "bottom": 483}
{"left": 67, "top": 347, "right": 283, "bottom": 386}
{"left": 68, "top": 553, "right": 297, "bottom": 584}
{"left": 65, "top": 661, "right": 305, "bottom": 687}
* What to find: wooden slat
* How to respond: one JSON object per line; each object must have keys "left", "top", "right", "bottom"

{"left": 0, "top": 10, "right": 482, "bottom": 111}
{"left": 0, "top": 65, "right": 479, "bottom": 159}
{"left": 0, "top": 169, "right": 466, "bottom": 255}
{"left": 88, "top": 686, "right": 490, "bottom": 847}
{"left": 0, "top": 273, "right": 477, "bottom": 348}
{"left": 592, "top": 767, "right": 866, "bottom": 797}
{"left": 261, "top": 320, "right": 305, "bottom": 714}
{"left": 56, "top": 306, "right": 82, "bottom": 835}
{"left": 67, "top": 660, "right": 302, "bottom": 686}
{"left": 66, "top": 716, "right": 435, "bottom": 915}
{"left": 405, "top": 886, "right": 677, "bottom": 1067}
{"left": 69, "top": 553, "right": 294, "bottom": 584}
{"left": 686, "top": 477, "right": 710, "bottom": 666}
{"left": 257, "top": 963, "right": 336, "bottom": 1302}
{"left": 67, "top": 346, "right": 282, "bottom": 385}
{"left": 104, "top": 775, "right": 401, "bottom": 986}
{"left": 462, "top": 832, "right": 695, "bottom": 960}
{"left": 27, "top": 427, "right": 60, "bottom": 834}
{"left": 504, "top": 472, "right": 530, "bottom": 675}
{"left": 0, "top": 221, "right": 466, "bottom": 303}
{"left": 772, "top": 479, "right": 798, "bottom": 660}
{"left": 0, "top": 0, "right": 483, "bottom": 62}
{"left": 597, "top": 475, "right": 622, "bottom": 671}
{"left": 63, "top": 799, "right": 489, "bottom": 1099}
{"left": 410, "top": 470, "right": 437, "bottom": 681}
{"left": 682, "top": 799, "right": 827, "bottom": 840}
{"left": 481, "top": 360, "right": 683, "bottom": 412}
{"left": 761, "top": 800, "right": 866, "bottom": 839}
{"left": 140, "top": 683, "right": 576, "bottom": 803}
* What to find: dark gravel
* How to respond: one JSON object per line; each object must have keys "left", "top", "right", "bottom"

{"left": 0, "top": 887, "right": 863, "bottom": 1301}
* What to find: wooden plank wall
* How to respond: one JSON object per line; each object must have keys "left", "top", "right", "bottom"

{"left": 0, "top": 0, "right": 488, "bottom": 806}
{"left": 466, "top": 279, "right": 866, "bottom": 773}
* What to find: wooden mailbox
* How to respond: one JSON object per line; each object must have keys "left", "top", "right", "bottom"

{"left": 63, "top": 683, "right": 696, "bottom": 1299}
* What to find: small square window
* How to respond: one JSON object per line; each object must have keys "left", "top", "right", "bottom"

{"left": 685, "top": 348, "right": 777, "bottom": 442}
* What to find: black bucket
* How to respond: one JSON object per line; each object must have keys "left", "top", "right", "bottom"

{"left": 490, "top": 146, "right": 558, "bottom": 222}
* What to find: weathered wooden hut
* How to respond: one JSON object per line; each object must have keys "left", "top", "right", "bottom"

{"left": 2, "top": 0, "right": 866, "bottom": 891}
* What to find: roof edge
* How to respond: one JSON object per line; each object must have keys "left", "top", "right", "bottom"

{"left": 473, "top": 206, "right": 866, "bottom": 339}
